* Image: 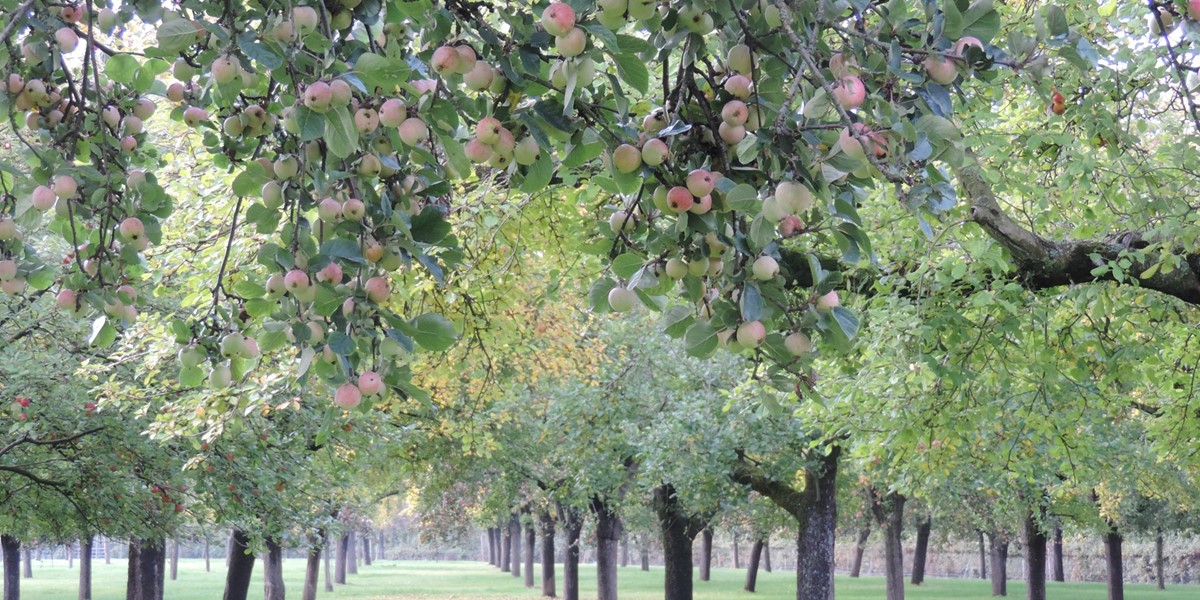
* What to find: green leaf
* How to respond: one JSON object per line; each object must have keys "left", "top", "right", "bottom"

{"left": 410, "top": 313, "right": 457, "bottom": 352}
{"left": 328, "top": 331, "right": 355, "bottom": 356}
{"left": 410, "top": 206, "right": 451, "bottom": 244}
{"left": 155, "top": 20, "right": 198, "bottom": 54}
{"left": 589, "top": 278, "right": 617, "bottom": 314}
{"left": 294, "top": 106, "right": 326, "bottom": 142}
{"left": 612, "top": 253, "right": 645, "bottom": 279}
{"left": 748, "top": 215, "right": 775, "bottom": 250}
{"left": 684, "top": 321, "right": 719, "bottom": 358}
{"left": 741, "top": 283, "right": 763, "bottom": 322}
{"left": 88, "top": 316, "right": 117, "bottom": 347}
{"left": 960, "top": 0, "right": 1000, "bottom": 44}
{"left": 660, "top": 305, "right": 694, "bottom": 338}
{"left": 354, "top": 52, "right": 409, "bottom": 92}
{"left": 725, "top": 183, "right": 759, "bottom": 212}
{"left": 105, "top": 54, "right": 140, "bottom": 85}
{"left": 320, "top": 238, "right": 365, "bottom": 264}
{"left": 244, "top": 299, "right": 275, "bottom": 318}
{"left": 612, "top": 52, "right": 649, "bottom": 94}
{"left": 179, "top": 365, "right": 206, "bottom": 388}
{"left": 324, "top": 106, "right": 359, "bottom": 159}
{"left": 521, "top": 152, "right": 555, "bottom": 193}
{"left": 231, "top": 163, "right": 270, "bottom": 197}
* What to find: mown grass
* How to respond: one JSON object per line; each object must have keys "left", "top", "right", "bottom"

{"left": 14, "top": 558, "right": 1197, "bottom": 599}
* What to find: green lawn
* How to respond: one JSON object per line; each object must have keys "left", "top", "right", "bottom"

{"left": 13, "top": 558, "right": 1196, "bottom": 599}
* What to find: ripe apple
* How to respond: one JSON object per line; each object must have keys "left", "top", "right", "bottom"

{"left": 182, "top": 106, "right": 208, "bottom": 127}
{"left": 329, "top": 79, "right": 352, "bottom": 105}
{"left": 316, "top": 261, "right": 343, "bottom": 283}
{"left": 317, "top": 197, "right": 343, "bottom": 223}
{"left": 722, "top": 100, "right": 749, "bottom": 126}
{"left": 398, "top": 117, "right": 428, "bottom": 146}
{"left": 609, "top": 210, "right": 636, "bottom": 234}
{"left": 718, "top": 122, "right": 746, "bottom": 145}
{"left": 379, "top": 99, "right": 407, "bottom": 127}
{"left": 666, "top": 186, "right": 694, "bottom": 213}
{"left": 1189, "top": 0, "right": 1200, "bottom": 20}
{"left": 607, "top": 286, "right": 637, "bottom": 312}
{"left": 953, "top": 36, "right": 984, "bottom": 64}
{"left": 831, "top": 76, "right": 866, "bottom": 110}
{"left": 210, "top": 55, "right": 240, "bottom": 85}
{"left": 431, "top": 45, "right": 460, "bottom": 75}
{"left": 815, "top": 290, "right": 840, "bottom": 311}
{"left": 686, "top": 169, "right": 715, "bottom": 197}
{"left": 829, "top": 52, "right": 857, "bottom": 79}
{"left": 358, "top": 371, "right": 383, "bottom": 395}
{"left": 293, "top": 6, "right": 319, "bottom": 32}
{"left": 283, "top": 269, "right": 310, "bottom": 293}
{"left": 55, "top": 28, "right": 79, "bottom": 53}
{"left": 354, "top": 107, "right": 379, "bottom": 133}
{"left": 55, "top": 287, "right": 77, "bottom": 309}
{"left": 333, "top": 383, "right": 362, "bottom": 409}
{"left": 641, "top": 138, "right": 669, "bottom": 166}
{"left": 52, "top": 174, "right": 78, "bottom": 198}
{"left": 476, "top": 116, "right": 503, "bottom": 145}
{"left": 455, "top": 46, "right": 478, "bottom": 74}
{"left": 342, "top": 198, "right": 366, "bottom": 221}
{"left": 119, "top": 217, "right": 145, "bottom": 242}
{"left": 541, "top": 2, "right": 577, "bottom": 37}
{"left": 724, "top": 75, "right": 753, "bottom": 99}
{"left": 304, "top": 81, "right": 333, "bottom": 112}
{"left": 665, "top": 258, "right": 688, "bottom": 279}
{"left": 556, "top": 27, "right": 587, "bottom": 57}
{"left": 727, "top": 44, "right": 753, "bottom": 75}
{"left": 837, "top": 123, "right": 886, "bottom": 159}
{"left": 364, "top": 277, "right": 390, "bottom": 303}
{"left": 643, "top": 110, "right": 668, "bottom": 134}
{"left": 776, "top": 181, "right": 814, "bottom": 213}
{"left": 923, "top": 53, "right": 958, "bottom": 85}
{"left": 690, "top": 194, "right": 713, "bottom": 214}
{"left": 0, "top": 260, "right": 16, "bottom": 281}
{"left": 31, "top": 185, "right": 56, "bottom": 210}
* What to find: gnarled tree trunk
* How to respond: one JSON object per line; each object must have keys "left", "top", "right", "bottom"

{"left": 335, "top": 534, "right": 348, "bottom": 584}
{"left": 1024, "top": 511, "right": 1046, "bottom": 600}
{"left": 1051, "top": 526, "right": 1064, "bottom": 582}
{"left": 263, "top": 538, "right": 285, "bottom": 600}
{"left": 653, "top": 484, "right": 704, "bottom": 600}
{"left": 870, "top": 490, "right": 905, "bottom": 600}
{"left": 1103, "top": 526, "right": 1124, "bottom": 600}
{"left": 302, "top": 533, "right": 322, "bottom": 600}
{"left": 563, "top": 508, "right": 583, "bottom": 600}
{"left": 763, "top": 539, "right": 771, "bottom": 573}
{"left": 126, "top": 538, "right": 165, "bottom": 600}
{"left": 850, "top": 527, "right": 870, "bottom": 577}
{"left": 222, "top": 531, "right": 254, "bottom": 600}
{"left": 592, "top": 498, "right": 622, "bottom": 600}
{"left": 524, "top": 522, "right": 535, "bottom": 588}
{"left": 989, "top": 532, "right": 1008, "bottom": 597}
{"left": 540, "top": 510, "right": 556, "bottom": 598}
{"left": 347, "top": 530, "right": 358, "bottom": 575}
{"left": 699, "top": 529, "right": 713, "bottom": 582}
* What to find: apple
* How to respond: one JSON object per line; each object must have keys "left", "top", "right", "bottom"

{"left": 686, "top": 169, "right": 715, "bottom": 197}
{"left": 779, "top": 215, "right": 804, "bottom": 237}
{"left": 724, "top": 75, "right": 753, "bottom": 99}
{"left": 354, "top": 107, "right": 379, "bottom": 133}
{"left": 776, "top": 181, "right": 814, "bottom": 213}
{"left": 722, "top": 100, "right": 749, "bottom": 126}
{"left": 210, "top": 55, "right": 240, "bottom": 85}
{"left": 609, "top": 210, "right": 636, "bottom": 234}
{"left": 542, "top": 2, "right": 577, "bottom": 37}
{"left": 379, "top": 99, "right": 407, "bottom": 127}
{"left": 316, "top": 261, "right": 343, "bottom": 283}
{"left": 465, "top": 138, "right": 495, "bottom": 163}
{"left": 728, "top": 44, "right": 753, "bottom": 75}
{"left": 786, "top": 332, "right": 811, "bottom": 355}
{"left": 364, "top": 276, "right": 390, "bottom": 303}
{"left": 464, "top": 61, "right": 495, "bottom": 90}
{"left": 751, "top": 255, "right": 779, "bottom": 281}
{"left": 641, "top": 138, "right": 669, "bottom": 166}
{"left": 643, "top": 110, "right": 668, "bottom": 134}
{"left": 556, "top": 27, "right": 587, "bottom": 57}
{"left": 837, "top": 123, "right": 886, "bottom": 159}
{"left": 628, "top": 0, "right": 655, "bottom": 20}
{"left": 183, "top": 106, "right": 208, "bottom": 127}
{"left": 317, "top": 197, "right": 343, "bottom": 222}
{"left": 209, "top": 364, "right": 233, "bottom": 390}
{"left": 612, "top": 143, "right": 642, "bottom": 173}
{"left": 0, "top": 218, "right": 16, "bottom": 240}
{"left": 831, "top": 76, "right": 866, "bottom": 110}
{"left": 665, "top": 258, "right": 688, "bottom": 279}
{"left": 829, "top": 52, "right": 857, "bottom": 78}
{"left": 333, "top": 383, "right": 362, "bottom": 409}
{"left": 55, "top": 288, "right": 77, "bottom": 310}
{"left": 166, "top": 82, "right": 187, "bottom": 102}
{"left": 476, "top": 116, "right": 503, "bottom": 145}
{"left": 431, "top": 45, "right": 460, "bottom": 75}
{"left": 342, "top": 198, "right": 366, "bottom": 221}
{"left": 0, "top": 260, "right": 15, "bottom": 281}
{"left": 304, "top": 81, "right": 333, "bottom": 112}
{"left": 398, "top": 117, "right": 428, "bottom": 146}
{"left": 293, "top": 6, "right": 319, "bottom": 32}
{"left": 284, "top": 269, "right": 310, "bottom": 293}
{"left": 329, "top": 80, "right": 352, "bottom": 106}
{"left": 666, "top": 186, "right": 694, "bottom": 213}
{"left": 736, "top": 320, "right": 766, "bottom": 348}
{"left": 358, "top": 371, "right": 383, "bottom": 395}
{"left": 688, "top": 259, "right": 708, "bottom": 277}
{"left": 513, "top": 136, "right": 541, "bottom": 165}
{"left": 815, "top": 290, "right": 840, "bottom": 311}
{"left": 718, "top": 122, "right": 746, "bottom": 145}
{"left": 120, "top": 136, "right": 138, "bottom": 153}
{"left": 55, "top": 28, "right": 79, "bottom": 53}
{"left": 953, "top": 36, "right": 984, "bottom": 64}
{"left": 923, "top": 53, "right": 958, "bottom": 85}
{"left": 607, "top": 286, "right": 637, "bottom": 312}
{"left": 265, "top": 273, "right": 286, "bottom": 298}
{"left": 118, "top": 217, "right": 145, "bottom": 242}
{"left": 31, "top": 185, "right": 56, "bottom": 210}
{"left": 220, "top": 333, "right": 246, "bottom": 359}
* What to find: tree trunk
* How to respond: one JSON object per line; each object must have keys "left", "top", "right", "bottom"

{"left": 1051, "top": 526, "right": 1064, "bottom": 582}
{"left": 21, "top": 548, "right": 30, "bottom": 579}
{"left": 68, "top": 543, "right": 74, "bottom": 569}
{"left": 653, "top": 485, "right": 700, "bottom": 600}
{"left": 563, "top": 509, "right": 583, "bottom": 600}
{"left": 501, "top": 524, "right": 512, "bottom": 573}
{"left": 1155, "top": 530, "right": 1164, "bottom": 590}
{"left": 127, "top": 538, "right": 165, "bottom": 600}
{"left": 487, "top": 528, "right": 497, "bottom": 566}
{"left": 302, "top": 533, "right": 322, "bottom": 600}
{"left": 3, "top": 535, "right": 21, "bottom": 600}
{"left": 104, "top": 540, "right": 110, "bottom": 566}
{"left": 362, "top": 535, "right": 372, "bottom": 566}
{"left": 79, "top": 536, "right": 92, "bottom": 600}
{"left": 324, "top": 534, "right": 333, "bottom": 592}
{"left": 640, "top": 547, "right": 649, "bottom": 571}
{"left": 524, "top": 522, "right": 535, "bottom": 588}
{"left": 125, "top": 541, "right": 138, "bottom": 600}
{"left": 620, "top": 533, "right": 630, "bottom": 568}
{"left": 204, "top": 539, "right": 211, "bottom": 573}
{"left": 335, "top": 534, "right": 348, "bottom": 584}
{"left": 540, "top": 510, "right": 557, "bottom": 598}
{"left": 699, "top": 529, "right": 713, "bottom": 582}
{"left": 226, "top": 535, "right": 233, "bottom": 568}
{"left": 745, "top": 540, "right": 764, "bottom": 592}
{"left": 169, "top": 539, "right": 178, "bottom": 581}
{"left": 593, "top": 499, "right": 622, "bottom": 600}
{"left": 1103, "top": 527, "right": 1124, "bottom": 600}
{"left": 911, "top": 518, "right": 931, "bottom": 585}
{"left": 510, "top": 516, "right": 522, "bottom": 579}
{"left": 979, "top": 531, "right": 988, "bottom": 580}
{"left": 732, "top": 531, "right": 740, "bottom": 569}
{"left": 1024, "top": 511, "right": 1047, "bottom": 600}
{"left": 347, "top": 530, "right": 358, "bottom": 575}
{"left": 378, "top": 533, "right": 385, "bottom": 561}
{"left": 989, "top": 533, "right": 1008, "bottom": 597}
{"left": 763, "top": 539, "right": 771, "bottom": 573}
{"left": 793, "top": 447, "right": 840, "bottom": 600}
{"left": 264, "top": 538, "right": 285, "bottom": 600}
{"left": 222, "top": 531, "right": 254, "bottom": 600}
{"left": 850, "top": 527, "right": 870, "bottom": 578}
{"left": 872, "top": 492, "right": 905, "bottom": 600}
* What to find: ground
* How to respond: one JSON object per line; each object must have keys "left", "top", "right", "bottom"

{"left": 14, "top": 559, "right": 1195, "bottom": 599}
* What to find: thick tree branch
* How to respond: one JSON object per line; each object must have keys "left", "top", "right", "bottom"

{"left": 956, "top": 156, "right": 1200, "bottom": 304}
{"left": 730, "top": 451, "right": 813, "bottom": 519}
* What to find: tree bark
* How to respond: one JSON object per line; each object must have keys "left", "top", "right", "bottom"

{"left": 222, "top": 531, "right": 254, "bottom": 600}
{"left": 733, "top": 446, "right": 842, "bottom": 600}
{"left": 68, "top": 543, "right": 74, "bottom": 569}
{"left": 169, "top": 539, "right": 178, "bottom": 581}
{"left": 745, "top": 540, "right": 764, "bottom": 592}
{"left": 1024, "top": 511, "right": 1047, "bottom": 600}
{"left": 1155, "top": 530, "right": 1164, "bottom": 590}
{"left": 563, "top": 508, "right": 583, "bottom": 600}
{"left": 501, "top": 523, "right": 512, "bottom": 573}
{"left": 640, "top": 547, "right": 649, "bottom": 571}
{"left": 732, "top": 531, "right": 740, "bottom": 569}
{"left": 869, "top": 491, "right": 905, "bottom": 600}
{"left": 510, "top": 516, "right": 522, "bottom": 579}
{"left": 487, "top": 528, "right": 497, "bottom": 566}
{"left": 540, "top": 510, "right": 556, "bottom": 598}
{"left": 204, "top": 538, "right": 211, "bottom": 573}
{"left": 653, "top": 484, "right": 703, "bottom": 600}
{"left": 3, "top": 535, "right": 21, "bottom": 600}
{"left": 79, "top": 536, "right": 92, "bottom": 600}
{"left": 1051, "top": 526, "right": 1064, "bottom": 582}
{"left": 592, "top": 498, "right": 622, "bottom": 600}
{"left": 302, "top": 533, "right": 322, "bottom": 600}
{"left": 324, "top": 534, "right": 333, "bottom": 592}
{"left": 21, "top": 548, "right": 30, "bottom": 579}
{"left": 263, "top": 538, "right": 285, "bottom": 600}
{"left": 620, "top": 533, "right": 629, "bottom": 568}
{"left": 125, "top": 541, "right": 138, "bottom": 600}
{"left": 850, "top": 527, "right": 870, "bottom": 577}
{"left": 104, "top": 540, "right": 110, "bottom": 566}
{"left": 699, "top": 529, "right": 713, "bottom": 582}
{"left": 763, "top": 539, "right": 771, "bottom": 573}
{"left": 347, "top": 530, "right": 358, "bottom": 575}
{"left": 1103, "top": 527, "right": 1124, "bottom": 600}
{"left": 362, "top": 534, "right": 372, "bottom": 566}
{"left": 989, "top": 532, "right": 1008, "bottom": 597}
{"left": 127, "top": 538, "right": 165, "bottom": 600}
{"left": 335, "top": 534, "right": 348, "bottom": 584}
{"left": 979, "top": 531, "right": 988, "bottom": 580}
{"left": 524, "top": 521, "right": 535, "bottom": 588}
{"left": 911, "top": 518, "right": 931, "bottom": 585}
{"left": 226, "top": 534, "right": 233, "bottom": 568}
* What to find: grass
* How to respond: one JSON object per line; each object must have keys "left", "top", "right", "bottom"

{"left": 13, "top": 558, "right": 1197, "bottom": 599}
